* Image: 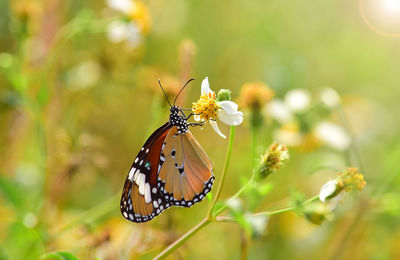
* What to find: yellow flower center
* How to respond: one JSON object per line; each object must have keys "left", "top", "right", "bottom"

{"left": 192, "top": 92, "right": 220, "bottom": 121}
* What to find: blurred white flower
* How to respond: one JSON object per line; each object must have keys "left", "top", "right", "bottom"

{"left": 192, "top": 77, "right": 243, "bottom": 138}
{"left": 67, "top": 60, "right": 101, "bottom": 90}
{"left": 107, "top": 0, "right": 137, "bottom": 14}
{"left": 226, "top": 197, "right": 243, "bottom": 212}
{"left": 23, "top": 212, "right": 38, "bottom": 228}
{"left": 106, "top": 0, "right": 147, "bottom": 47}
{"left": 314, "top": 121, "right": 351, "bottom": 151}
{"left": 284, "top": 88, "right": 311, "bottom": 112}
{"left": 320, "top": 87, "right": 341, "bottom": 109}
{"left": 107, "top": 20, "right": 142, "bottom": 47}
{"left": 246, "top": 215, "right": 268, "bottom": 236}
{"left": 265, "top": 99, "right": 293, "bottom": 124}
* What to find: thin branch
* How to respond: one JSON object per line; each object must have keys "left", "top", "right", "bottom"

{"left": 208, "top": 126, "right": 236, "bottom": 217}
{"left": 215, "top": 195, "right": 320, "bottom": 222}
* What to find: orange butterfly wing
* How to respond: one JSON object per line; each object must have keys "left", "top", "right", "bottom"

{"left": 158, "top": 127, "right": 214, "bottom": 207}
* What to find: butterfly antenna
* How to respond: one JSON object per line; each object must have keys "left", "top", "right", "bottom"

{"left": 173, "top": 78, "right": 195, "bottom": 106}
{"left": 158, "top": 79, "right": 172, "bottom": 107}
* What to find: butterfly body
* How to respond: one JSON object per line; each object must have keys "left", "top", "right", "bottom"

{"left": 120, "top": 105, "right": 214, "bottom": 223}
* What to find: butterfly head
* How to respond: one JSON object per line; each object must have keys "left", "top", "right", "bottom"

{"left": 169, "top": 106, "right": 188, "bottom": 134}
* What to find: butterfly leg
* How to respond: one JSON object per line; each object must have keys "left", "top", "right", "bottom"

{"left": 188, "top": 122, "right": 204, "bottom": 127}
{"left": 185, "top": 113, "right": 203, "bottom": 120}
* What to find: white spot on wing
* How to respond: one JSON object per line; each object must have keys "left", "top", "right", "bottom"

{"left": 128, "top": 167, "right": 136, "bottom": 181}
{"left": 144, "top": 182, "right": 151, "bottom": 203}
{"left": 135, "top": 171, "right": 142, "bottom": 186}
{"left": 153, "top": 200, "right": 159, "bottom": 208}
{"left": 138, "top": 174, "right": 145, "bottom": 195}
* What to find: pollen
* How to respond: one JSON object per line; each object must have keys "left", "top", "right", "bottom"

{"left": 192, "top": 92, "right": 220, "bottom": 122}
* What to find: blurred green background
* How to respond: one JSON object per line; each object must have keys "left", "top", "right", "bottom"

{"left": 1, "top": 0, "right": 400, "bottom": 259}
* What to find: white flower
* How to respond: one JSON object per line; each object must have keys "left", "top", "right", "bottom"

{"left": 265, "top": 99, "right": 293, "bottom": 124}
{"left": 106, "top": 0, "right": 143, "bottom": 47}
{"left": 107, "top": 20, "right": 142, "bottom": 47}
{"left": 320, "top": 87, "right": 341, "bottom": 108}
{"left": 67, "top": 60, "right": 101, "bottom": 90}
{"left": 284, "top": 88, "right": 311, "bottom": 112}
{"left": 314, "top": 121, "right": 351, "bottom": 151}
{"left": 192, "top": 77, "right": 243, "bottom": 138}
{"left": 246, "top": 215, "right": 268, "bottom": 236}
{"left": 107, "top": 0, "right": 137, "bottom": 14}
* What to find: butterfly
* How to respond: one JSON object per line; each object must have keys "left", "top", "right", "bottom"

{"left": 120, "top": 79, "right": 214, "bottom": 223}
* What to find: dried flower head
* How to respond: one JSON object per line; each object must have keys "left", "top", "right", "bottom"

{"left": 239, "top": 82, "right": 275, "bottom": 111}
{"left": 258, "top": 142, "right": 289, "bottom": 179}
{"left": 337, "top": 167, "right": 367, "bottom": 192}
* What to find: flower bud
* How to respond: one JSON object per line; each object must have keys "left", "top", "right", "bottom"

{"left": 338, "top": 167, "right": 367, "bottom": 192}
{"left": 216, "top": 89, "right": 232, "bottom": 101}
{"left": 257, "top": 142, "right": 289, "bottom": 179}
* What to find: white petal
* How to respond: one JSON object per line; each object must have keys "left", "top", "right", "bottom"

{"left": 264, "top": 99, "right": 293, "bottom": 124}
{"left": 194, "top": 114, "right": 201, "bottom": 122}
{"left": 273, "top": 128, "right": 303, "bottom": 147}
{"left": 284, "top": 88, "right": 311, "bottom": 112}
{"left": 107, "top": 20, "right": 129, "bottom": 43}
{"left": 218, "top": 101, "right": 238, "bottom": 114}
{"left": 246, "top": 215, "right": 268, "bottom": 236}
{"left": 217, "top": 109, "right": 243, "bottom": 126}
{"left": 201, "top": 77, "right": 213, "bottom": 95}
{"left": 107, "top": 0, "right": 136, "bottom": 14}
{"left": 210, "top": 120, "right": 226, "bottom": 138}
{"left": 319, "top": 180, "right": 339, "bottom": 202}
{"left": 126, "top": 22, "right": 142, "bottom": 47}
{"left": 314, "top": 121, "right": 351, "bottom": 151}
{"left": 326, "top": 192, "right": 343, "bottom": 210}
{"left": 320, "top": 87, "right": 341, "bottom": 108}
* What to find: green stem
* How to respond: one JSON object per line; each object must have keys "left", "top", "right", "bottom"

{"left": 251, "top": 125, "right": 259, "bottom": 170}
{"left": 215, "top": 195, "right": 319, "bottom": 222}
{"left": 153, "top": 218, "right": 211, "bottom": 260}
{"left": 208, "top": 126, "right": 236, "bottom": 217}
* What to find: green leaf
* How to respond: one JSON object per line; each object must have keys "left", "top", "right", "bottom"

{"left": 41, "top": 252, "right": 78, "bottom": 260}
